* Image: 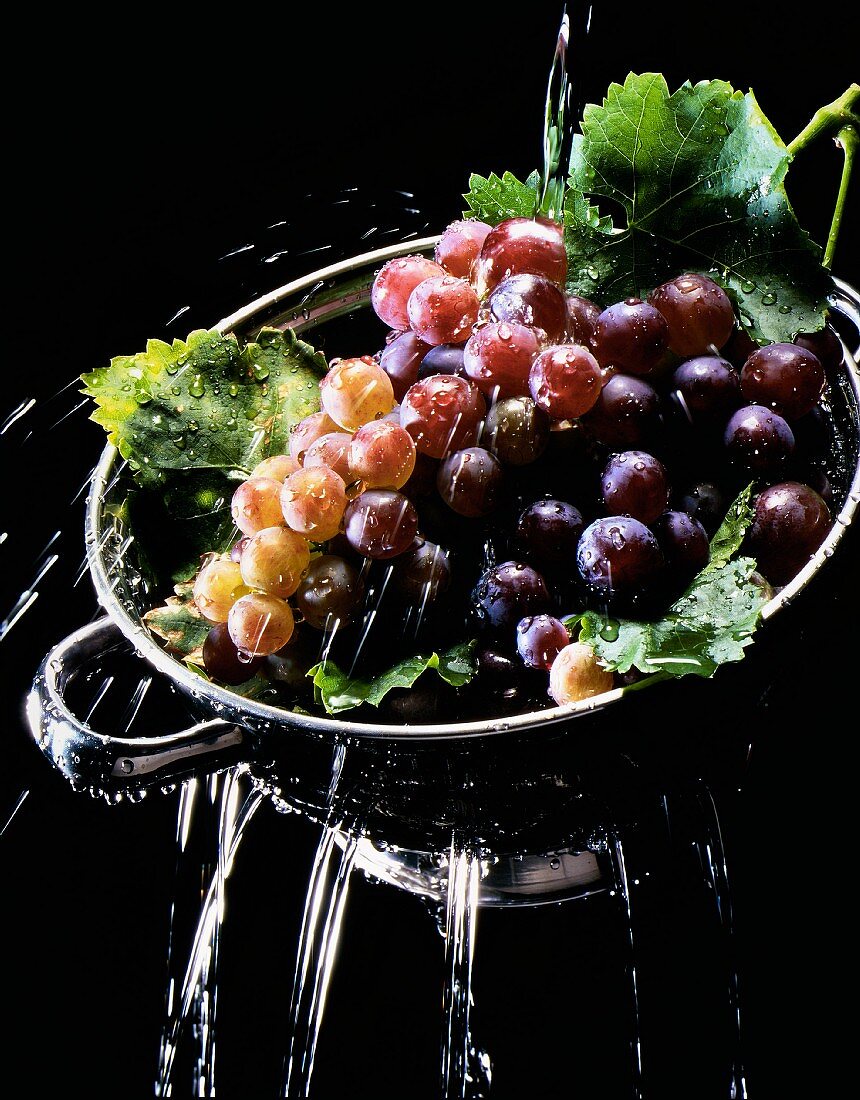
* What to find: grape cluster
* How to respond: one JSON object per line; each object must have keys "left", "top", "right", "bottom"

{"left": 190, "top": 214, "right": 842, "bottom": 717}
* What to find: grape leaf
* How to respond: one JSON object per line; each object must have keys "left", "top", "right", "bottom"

{"left": 81, "top": 327, "right": 326, "bottom": 489}
{"left": 463, "top": 170, "right": 543, "bottom": 223}
{"left": 563, "top": 72, "right": 834, "bottom": 343}
{"left": 704, "top": 482, "right": 755, "bottom": 574}
{"left": 568, "top": 557, "right": 768, "bottom": 678}
{"left": 143, "top": 578, "right": 210, "bottom": 659}
{"left": 309, "top": 640, "right": 477, "bottom": 715}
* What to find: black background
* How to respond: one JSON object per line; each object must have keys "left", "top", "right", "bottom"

{"left": 3, "top": 5, "right": 859, "bottom": 1099}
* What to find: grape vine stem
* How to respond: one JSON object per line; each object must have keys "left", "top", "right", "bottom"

{"left": 786, "top": 83, "right": 859, "bottom": 271}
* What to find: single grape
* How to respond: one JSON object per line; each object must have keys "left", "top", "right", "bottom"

{"left": 281, "top": 465, "right": 348, "bottom": 542}
{"left": 228, "top": 592, "right": 295, "bottom": 656}
{"left": 434, "top": 219, "right": 492, "bottom": 278}
{"left": 320, "top": 356, "right": 396, "bottom": 432}
{"left": 548, "top": 642, "right": 615, "bottom": 704}
{"left": 528, "top": 343, "right": 603, "bottom": 420}
{"left": 744, "top": 481, "right": 832, "bottom": 586}
{"left": 576, "top": 516, "right": 664, "bottom": 599}
{"left": 289, "top": 410, "right": 341, "bottom": 464}
{"left": 651, "top": 510, "right": 710, "bottom": 581}
{"left": 670, "top": 356, "right": 742, "bottom": 422}
{"left": 476, "top": 216, "right": 567, "bottom": 294}
{"left": 343, "top": 489, "right": 419, "bottom": 559}
{"left": 302, "top": 431, "right": 354, "bottom": 484}
{"left": 379, "top": 331, "right": 432, "bottom": 402}
{"left": 723, "top": 405, "right": 795, "bottom": 476}
{"left": 349, "top": 419, "right": 417, "bottom": 489}
{"left": 673, "top": 480, "right": 728, "bottom": 537}
{"left": 294, "top": 554, "right": 365, "bottom": 629}
{"left": 566, "top": 295, "right": 602, "bottom": 347}
{"left": 193, "top": 557, "right": 250, "bottom": 622}
{"left": 740, "top": 342, "right": 825, "bottom": 421}
{"left": 436, "top": 446, "right": 503, "bottom": 517}
{"left": 482, "top": 395, "right": 550, "bottom": 466}
{"left": 370, "top": 254, "right": 446, "bottom": 331}
{"left": 647, "top": 273, "right": 735, "bottom": 356}
{"left": 487, "top": 273, "right": 568, "bottom": 342}
{"left": 418, "top": 343, "right": 467, "bottom": 379}
{"left": 393, "top": 538, "right": 452, "bottom": 602}
{"left": 600, "top": 450, "right": 670, "bottom": 525}
{"left": 591, "top": 298, "right": 669, "bottom": 376}
{"left": 471, "top": 561, "right": 551, "bottom": 631}
{"left": 516, "top": 614, "right": 570, "bottom": 670}
{"left": 515, "top": 499, "right": 584, "bottom": 568}
{"left": 794, "top": 323, "right": 844, "bottom": 372}
{"left": 399, "top": 374, "right": 486, "bottom": 459}
{"left": 231, "top": 476, "right": 287, "bottom": 536}
{"left": 251, "top": 454, "right": 299, "bottom": 482}
{"left": 239, "top": 525, "right": 311, "bottom": 599}
{"left": 583, "top": 373, "right": 662, "bottom": 448}
{"left": 407, "top": 275, "right": 480, "bottom": 346}
{"left": 202, "top": 622, "right": 264, "bottom": 684}
{"left": 463, "top": 320, "right": 542, "bottom": 400}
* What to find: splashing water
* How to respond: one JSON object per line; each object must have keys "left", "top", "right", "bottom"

{"left": 440, "top": 838, "right": 484, "bottom": 1100}
{"left": 609, "top": 834, "right": 644, "bottom": 1099}
{"left": 156, "top": 767, "right": 263, "bottom": 1097}
{"left": 282, "top": 825, "right": 359, "bottom": 1097}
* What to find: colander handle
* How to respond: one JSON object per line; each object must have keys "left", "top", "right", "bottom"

{"left": 27, "top": 616, "right": 249, "bottom": 794}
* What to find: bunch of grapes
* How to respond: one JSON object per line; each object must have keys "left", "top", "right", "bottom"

{"left": 191, "top": 214, "right": 842, "bottom": 716}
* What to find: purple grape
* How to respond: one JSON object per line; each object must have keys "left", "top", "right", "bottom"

{"left": 651, "top": 510, "right": 710, "bottom": 580}
{"left": 600, "top": 450, "right": 670, "bottom": 524}
{"left": 674, "top": 480, "right": 728, "bottom": 537}
{"left": 576, "top": 516, "right": 664, "bottom": 599}
{"left": 793, "top": 324, "right": 844, "bottom": 373}
{"left": 583, "top": 373, "right": 663, "bottom": 448}
{"left": 670, "top": 356, "right": 742, "bottom": 422}
{"left": 418, "top": 342, "right": 467, "bottom": 379}
{"left": 740, "top": 342, "right": 825, "bottom": 421}
{"left": 436, "top": 446, "right": 503, "bottom": 517}
{"left": 723, "top": 405, "right": 795, "bottom": 476}
{"left": 488, "top": 273, "right": 568, "bottom": 342}
{"left": 744, "top": 481, "right": 832, "bottom": 586}
{"left": 515, "top": 615, "right": 570, "bottom": 670}
{"left": 591, "top": 298, "right": 669, "bottom": 376}
{"left": 515, "top": 499, "right": 584, "bottom": 567}
{"left": 472, "top": 561, "right": 551, "bottom": 631}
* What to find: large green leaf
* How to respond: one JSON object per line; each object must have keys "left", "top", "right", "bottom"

{"left": 564, "top": 72, "right": 834, "bottom": 343}
{"left": 81, "top": 327, "right": 326, "bottom": 489}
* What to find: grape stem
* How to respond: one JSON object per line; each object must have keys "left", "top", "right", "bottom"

{"left": 786, "top": 83, "right": 860, "bottom": 270}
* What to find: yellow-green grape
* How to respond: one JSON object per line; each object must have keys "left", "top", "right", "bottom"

{"left": 320, "top": 356, "right": 395, "bottom": 432}
{"left": 231, "top": 476, "right": 287, "bottom": 536}
{"left": 548, "top": 642, "right": 615, "bottom": 704}
{"left": 193, "top": 558, "right": 250, "bottom": 622}
{"left": 281, "top": 464, "right": 348, "bottom": 542}
{"left": 239, "top": 526, "right": 311, "bottom": 599}
{"left": 252, "top": 454, "right": 300, "bottom": 482}
{"left": 227, "top": 592, "right": 295, "bottom": 656}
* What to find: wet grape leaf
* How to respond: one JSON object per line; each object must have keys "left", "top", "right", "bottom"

{"left": 563, "top": 72, "right": 834, "bottom": 343}
{"left": 566, "top": 558, "right": 768, "bottom": 679}
{"left": 704, "top": 482, "right": 756, "bottom": 574}
{"left": 463, "top": 170, "right": 544, "bottom": 223}
{"left": 143, "top": 578, "right": 210, "bottom": 659}
{"left": 309, "top": 640, "right": 477, "bottom": 715}
{"left": 81, "top": 327, "right": 326, "bottom": 490}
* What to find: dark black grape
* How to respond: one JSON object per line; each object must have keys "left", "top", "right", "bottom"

{"left": 600, "top": 450, "right": 670, "bottom": 524}
{"left": 515, "top": 614, "right": 570, "bottom": 670}
{"left": 651, "top": 510, "right": 710, "bottom": 591}
{"left": 583, "top": 373, "right": 663, "bottom": 448}
{"left": 591, "top": 298, "right": 669, "bottom": 376}
{"left": 437, "top": 446, "right": 503, "bottom": 517}
{"left": 670, "top": 356, "right": 742, "bottom": 422}
{"left": 515, "top": 499, "right": 584, "bottom": 568}
{"left": 482, "top": 396, "right": 550, "bottom": 466}
{"left": 673, "top": 480, "right": 729, "bottom": 537}
{"left": 576, "top": 516, "right": 664, "bottom": 602}
{"left": 202, "top": 622, "right": 264, "bottom": 684}
{"left": 472, "top": 561, "right": 552, "bottom": 631}
{"left": 744, "top": 481, "right": 832, "bottom": 586}
{"left": 294, "top": 554, "right": 364, "bottom": 629}
{"left": 740, "top": 342, "right": 825, "bottom": 420}
{"left": 393, "top": 537, "right": 452, "bottom": 601}
{"left": 418, "top": 342, "right": 467, "bottom": 379}
{"left": 793, "top": 323, "right": 844, "bottom": 372}
{"left": 723, "top": 405, "right": 795, "bottom": 476}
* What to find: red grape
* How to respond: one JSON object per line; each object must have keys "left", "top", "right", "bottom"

{"left": 434, "top": 219, "right": 492, "bottom": 279}
{"left": 371, "top": 254, "right": 446, "bottom": 331}
{"left": 647, "top": 273, "right": 735, "bottom": 356}
{"left": 528, "top": 343, "right": 603, "bottom": 420}
{"left": 476, "top": 216, "right": 566, "bottom": 294}
{"left": 399, "top": 374, "right": 486, "bottom": 459}
{"left": 407, "top": 274, "right": 480, "bottom": 346}
{"left": 740, "top": 342, "right": 825, "bottom": 421}
{"left": 463, "top": 321, "right": 542, "bottom": 400}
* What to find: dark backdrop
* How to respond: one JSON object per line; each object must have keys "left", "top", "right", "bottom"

{"left": 4, "top": 6, "right": 858, "bottom": 1099}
